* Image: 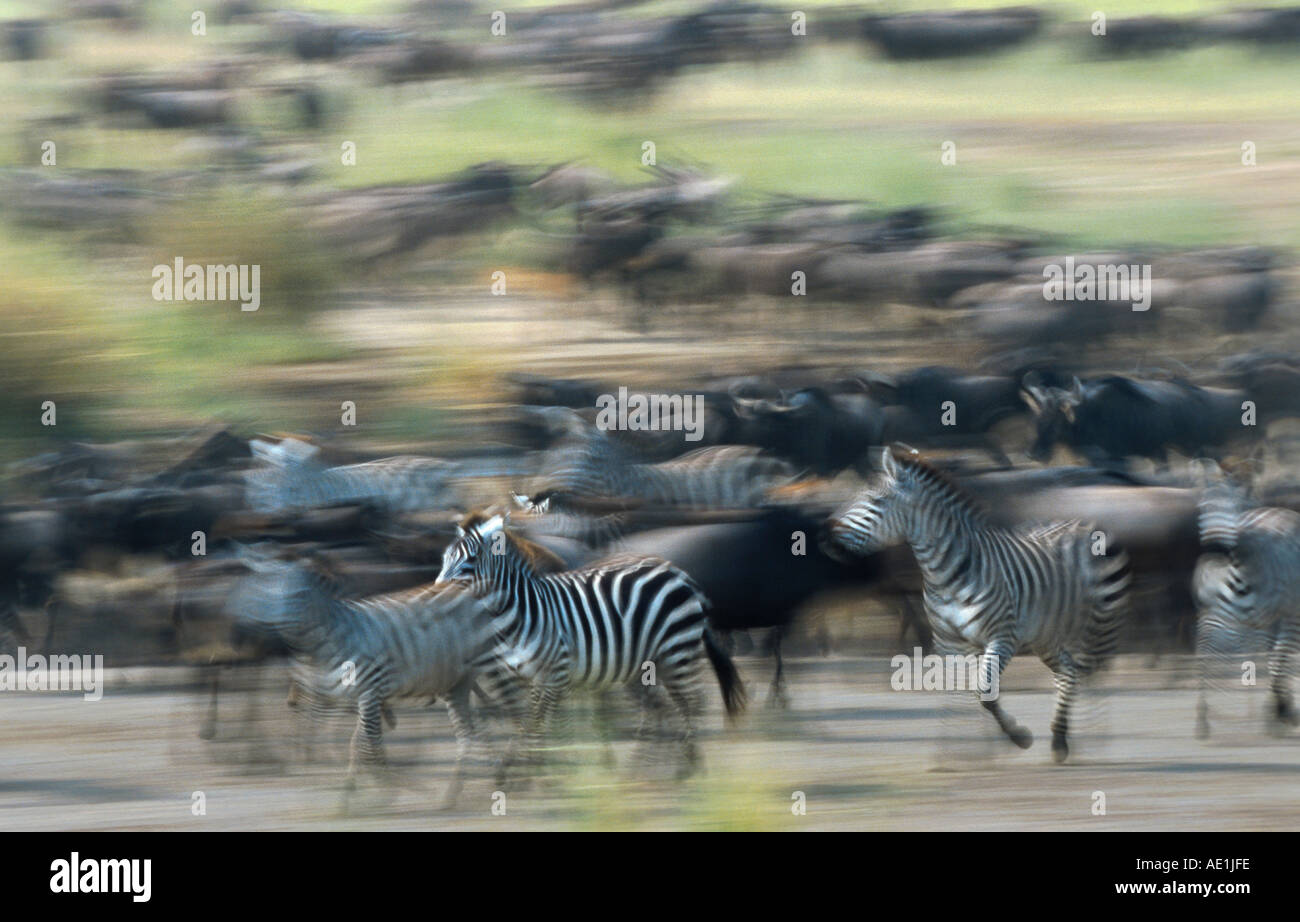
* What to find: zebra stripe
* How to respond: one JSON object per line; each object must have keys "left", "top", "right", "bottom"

{"left": 827, "top": 448, "right": 1129, "bottom": 763}
{"left": 536, "top": 429, "right": 796, "bottom": 511}
{"left": 435, "top": 511, "right": 745, "bottom": 778}
{"left": 1193, "top": 482, "right": 1300, "bottom": 738}
{"left": 228, "top": 550, "right": 517, "bottom": 802}
{"left": 246, "top": 438, "right": 459, "bottom": 514}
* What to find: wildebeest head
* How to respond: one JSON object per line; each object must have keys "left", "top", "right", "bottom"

{"left": 1022, "top": 376, "right": 1085, "bottom": 462}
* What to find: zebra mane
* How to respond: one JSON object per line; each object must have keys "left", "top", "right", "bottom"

{"left": 504, "top": 530, "right": 569, "bottom": 574}
{"left": 890, "top": 452, "right": 990, "bottom": 522}
{"left": 458, "top": 508, "right": 569, "bottom": 574}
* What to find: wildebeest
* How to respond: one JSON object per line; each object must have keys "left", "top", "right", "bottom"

{"left": 615, "top": 506, "right": 883, "bottom": 705}
{"left": 1023, "top": 376, "right": 1256, "bottom": 467}
{"left": 861, "top": 7, "right": 1043, "bottom": 59}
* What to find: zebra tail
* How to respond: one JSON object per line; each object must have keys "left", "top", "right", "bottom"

{"left": 1078, "top": 544, "right": 1132, "bottom": 676}
{"left": 703, "top": 627, "right": 748, "bottom": 720}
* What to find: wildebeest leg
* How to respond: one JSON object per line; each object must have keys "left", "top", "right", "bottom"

{"left": 41, "top": 595, "right": 59, "bottom": 652}
{"left": 0, "top": 598, "right": 29, "bottom": 649}
{"left": 979, "top": 637, "right": 1033, "bottom": 750}
{"left": 764, "top": 624, "right": 790, "bottom": 709}
{"left": 1268, "top": 619, "right": 1299, "bottom": 733}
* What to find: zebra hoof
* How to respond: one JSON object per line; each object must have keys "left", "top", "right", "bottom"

{"left": 1195, "top": 718, "right": 1211, "bottom": 740}
{"left": 1051, "top": 734, "right": 1069, "bottom": 763}
{"left": 198, "top": 725, "right": 216, "bottom": 741}
{"left": 1008, "top": 726, "right": 1034, "bottom": 750}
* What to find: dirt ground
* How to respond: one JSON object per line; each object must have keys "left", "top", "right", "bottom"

{"left": 1, "top": 652, "right": 1296, "bottom": 831}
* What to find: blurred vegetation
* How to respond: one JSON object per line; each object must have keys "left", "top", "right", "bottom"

{"left": 1, "top": 0, "right": 1298, "bottom": 453}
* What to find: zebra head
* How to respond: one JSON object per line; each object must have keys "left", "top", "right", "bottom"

{"left": 228, "top": 545, "right": 331, "bottom": 633}
{"left": 826, "top": 447, "right": 915, "bottom": 557}
{"left": 1195, "top": 461, "right": 1251, "bottom": 553}
{"left": 437, "top": 512, "right": 511, "bottom": 587}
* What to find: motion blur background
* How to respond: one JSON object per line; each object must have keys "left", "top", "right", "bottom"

{"left": 2, "top": 0, "right": 1299, "bottom": 830}
{"left": 3, "top": 0, "right": 1298, "bottom": 456}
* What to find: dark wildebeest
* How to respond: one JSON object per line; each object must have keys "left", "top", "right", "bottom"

{"left": 867, "top": 365, "right": 1030, "bottom": 464}
{"left": 1023, "top": 376, "right": 1255, "bottom": 468}
{"left": 616, "top": 506, "right": 884, "bottom": 706}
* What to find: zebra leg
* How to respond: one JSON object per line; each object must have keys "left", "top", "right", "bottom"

{"left": 593, "top": 689, "right": 620, "bottom": 768}
{"left": 1195, "top": 613, "right": 1216, "bottom": 740}
{"left": 441, "top": 679, "right": 478, "bottom": 809}
{"left": 346, "top": 691, "right": 388, "bottom": 790}
{"left": 1047, "top": 653, "right": 1081, "bottom": 763}
{"left": 664, "top": 668, "right": 704, "bottom": 779}
{"left": 499, "top": 678, "right": 563, "bottom": 786}
{"left": 1268, "top": 619, "right": 1299, "bottom": 732}
{"left": 979, "top": 639, "right": 1033, "bottom": 750}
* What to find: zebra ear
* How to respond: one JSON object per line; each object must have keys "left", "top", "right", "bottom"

{"left": 880, "top": 446, "right": 900, "bottom": 479}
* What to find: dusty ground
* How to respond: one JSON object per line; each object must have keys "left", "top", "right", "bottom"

{"left": 1, "top": 653, "right": 1296, "bottom": 831}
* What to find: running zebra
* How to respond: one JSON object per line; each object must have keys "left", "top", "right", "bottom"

{"left": 1193, "top": 478, "right": 1300, "bottom": 738}
{"left": 436, "top": 510, "right": 746, "bottom": 778}
{"left": 245, "top": 437, "right": 460, "bottom": 515}
{"left": 826, "top": 448, "right": 1130, "bottom": 762}
{"left": 229, "top": 547, "right": 517, "bottom": 804}
{"left": 533, "top": 414, "right": 796, "bottom": 511}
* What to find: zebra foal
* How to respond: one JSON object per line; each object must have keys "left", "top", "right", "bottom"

{"left": 826, "top": 448, "right": 1130, "bottom": 762}
{"left": 229, "top": 548, "right": 514, "bottom": 804}
{"left": 435, "top": 510, "right": 746, "bottom": 780}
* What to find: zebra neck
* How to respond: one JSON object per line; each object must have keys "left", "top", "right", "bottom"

{"left": 903, "top": 482, "right": 991, "bottom": 585}
{"left": 282, "top": 587, "right": 353, "bottom": 656}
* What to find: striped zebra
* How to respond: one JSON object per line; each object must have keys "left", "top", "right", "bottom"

{"left": 535, "top": 432, "right": 796, "bottom": 511}
{"left": 245, "top": 437, "right": 460, "bottom": 515}
{"left": 1193, "top": 479, "right": 1300, "bottom": 738}
{"left": 435, "top": 510, "right": 746, "bottom": 779}
{"left": 229, "top": 548, "right": 518, "bottom": 804}
{"left": 826, "top": 448, "right": 1130, "bottom": 762}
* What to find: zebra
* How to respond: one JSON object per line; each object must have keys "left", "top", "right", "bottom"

{"left": 435, "top": 510, "right": 746, "bottom": 779}
{"left": 1193, "top": 478, "right": 1300, "bottom": 738}
{"left": 228, "top": 547, "right": 517, "bottom": 804}
{"left": 531, "top": 410, "right": 796, "bottom": 511}
{"left": 825, "top": 448, "right": 1130, "bottom": 762}
{"left": 245, "top": 437, "right": 460, "bottom": 515}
